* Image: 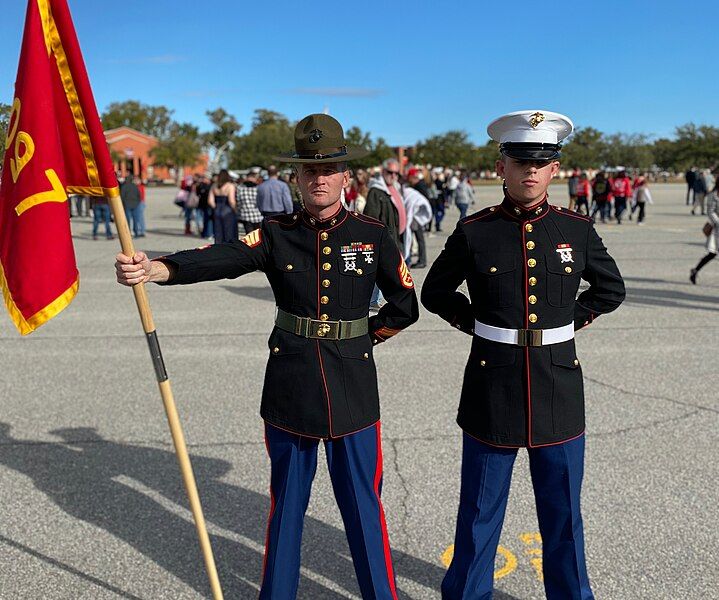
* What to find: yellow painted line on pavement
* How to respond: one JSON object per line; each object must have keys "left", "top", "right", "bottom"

{"left": 440, "top": 544, "right": 518, "bottom": 581}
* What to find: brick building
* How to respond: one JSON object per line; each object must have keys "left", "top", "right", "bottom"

{"left": 104, "top": 126, "right": 207, "bottom": 183}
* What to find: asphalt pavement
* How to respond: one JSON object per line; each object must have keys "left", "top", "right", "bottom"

{"left": 0, "top": 183, "right": 716, "bottom": 599}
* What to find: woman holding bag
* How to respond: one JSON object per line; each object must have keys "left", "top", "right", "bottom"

{"left": 690, "top": 180, "right": 719, "bottom": 284}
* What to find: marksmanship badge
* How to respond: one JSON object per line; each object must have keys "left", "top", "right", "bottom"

{"left": 556, "top": 243, "right": 574, "bottom": 263}
{"left": 340, "top": 242, "right": 374, "bottom": 272}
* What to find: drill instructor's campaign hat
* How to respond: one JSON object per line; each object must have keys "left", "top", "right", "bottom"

{"left": 275, "top": 114, "right": 369, "bottom": 164}
{"left": 487, "top": 110, "right": 574, "bottom": 160}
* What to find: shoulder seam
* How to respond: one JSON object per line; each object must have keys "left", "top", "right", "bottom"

{"left": 350, "top": 212, "right": 385, "bottom": 228}
{"left": 551, "top": 206, "right": 590, "bottom": 221}
{"left": 463, "top": 207, "right": 497, "bottom": 224}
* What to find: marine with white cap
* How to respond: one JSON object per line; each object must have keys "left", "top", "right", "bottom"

{"left": 422, "top": 110, "right": 626, "bottom": 599}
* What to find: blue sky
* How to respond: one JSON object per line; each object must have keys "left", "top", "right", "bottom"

{"left": 1, "top": 0, "right": 717, "bottom": 146}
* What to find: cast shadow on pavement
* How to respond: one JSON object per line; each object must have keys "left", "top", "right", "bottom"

{"left": 0, "top": 424, "right": 527, "bottom": 600}
{"left": 624, "top": 287, "right": 719, "bottom": 312}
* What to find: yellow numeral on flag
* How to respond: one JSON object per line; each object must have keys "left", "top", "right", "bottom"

{"left": 15, "top": 169, "right": 67, "bottom": 216}
{"left": 6, "top": 98, "right": 36, "bottom": 184}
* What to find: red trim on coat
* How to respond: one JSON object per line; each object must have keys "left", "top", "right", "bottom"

{"left": 262, "top": 418, "right": 380, "bottom": 441}
{"left": 551, "top": 205, "right": 590, "bottom": 221}
{"left": 315, "top": 339, "right": 334, "bottom": 438}
{"left": 373, "top": 422, "right": 399, "bottom": 600}
{"left": 350, "top": 212, "right": 385, "bottom": 227}
{"left": 260, "top": 430, "right": 276, "bottom": 590}
{"left": 521, "top": 223, "right": 534, "bottom": 447}
{"left": 463, "top": 208, "right": 496, "bottom": 224}
{"left": 462, "top": 428, "right": 586, "bottom": 449}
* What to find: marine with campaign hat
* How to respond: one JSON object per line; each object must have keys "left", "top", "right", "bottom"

{"left": 115, "top": 113, "right": 419, "bottom": 599}
{"left": 422, "top": 110, "right": 625, "bottom": 599}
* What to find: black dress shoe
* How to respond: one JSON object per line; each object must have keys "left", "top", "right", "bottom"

{"left": 411, "top": 263, "right": 427, "bottom": 269}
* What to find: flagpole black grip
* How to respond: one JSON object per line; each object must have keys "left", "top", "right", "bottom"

{"left": 145, "top": 330, "right": 168, "bottom": 382}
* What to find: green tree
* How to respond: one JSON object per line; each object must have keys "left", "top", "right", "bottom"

{"left": 0, "top": 102, "right": 11, "bottom": 149}
{"left": 561, "top": 127, "right": 605, "bottom": 169}
{"left": 150, "top": 122, "right": 203, "bottom": 181}
{"left": 229, "top": 109, "right": 294, "bottom": 168}
{"left": 202, "top": 107, "right": 241, "bottom": 172}
{"left": 414, "top": 130, "right": 476, "bottom": 168}
{"left": 343, "top": 126, "right": 393, "bottom": 169}
{"left": 101, "top": 100, "right": 175, "bottom": 139}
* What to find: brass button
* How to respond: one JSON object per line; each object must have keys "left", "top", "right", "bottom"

{"left": 528, "top": 313, "right": 538, "bottom": 323}
{"left": 356, "top": 268, "right": 363, "bottom": 275}
{"left": 525, "top": 223, "right": 533, "bottom": 232}
{"left": 565, "top": 266, "right": 572, "bottom": 274}
{"left": 320, "top": 296, "right": 329, "bottom": 304}
{"left": 528, "top": 295, "right": 537, "bottom": 304}
{"left": 319, "top": 314, "right": 329, "bottom": 321}
{"left": 489, "top": 266, "right": 498, "bottom": 273}
{"left": 322, "top": 279, "right": 331, "bottom": 288}
{"left": 322, "top": 247, "right": 331, "bottom": 255}
{"left": 373, "top": 339, "right": 379, "bottom": 344}
{"left": 528, "top": 258, "right": 537, "bottom": 268}
{"left": 286, "top": 264, "right": 293, "bottom": 271}
{"left": 480, "top": 360, "right": 486, "bottom": 366}
{"left": 526, "top": 241, "right": 535, "bottom": 250}
{"left": 320, "top": 232, "right": 329, "bottom": 241}
{"left": 363, "top": 353, "right": 369, "bottom": 359}
{"left": 272, "top": 347, "right": 279, "bottom": 354}
{"left": 573, "top": 359, "right": 579, "bottom": 366}
{"left": 529, "top": 277, "right": 537, "bottom": 286}
{"left": 322, "top": 262, "right": 331, "bottom": 271}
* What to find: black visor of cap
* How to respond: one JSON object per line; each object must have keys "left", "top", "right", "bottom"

{"left": 500, "top": 142, "right": 562, "bottom": 161}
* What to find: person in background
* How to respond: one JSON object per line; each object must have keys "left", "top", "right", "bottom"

{"left": 364, "top": 158, "right": 407, "bottom": 310}
{"left": 134, "top": 175, "right": 146, "bottom": 237}
{"left": 632, "top": 176, "right": 652, "bottom": 224}
{"left": 353, "top": 168, "right": 369, "bottom": 214}
{"left": 690, "top": 180, "right": 719, "bottom": 284}
{"left": 591, "top": 171, "right": 612, "bottom": 223}
{"left": 195, "top": 174, "right": 213, "bottom": 240}
{"left": 208, "top": 169, "right": 238, "bottom": 243}
{"left": 691, "top": 169, "right": 708, "bottom": 216}
{"left": 256, "top": 165, "right": 294, "bottom": 216}
{"left": 402, "top": 179, "right": 432, "bottom": 268}
{"left": 237, "top": 170, "right": 263, "bottom": 234}
{"left": 446, "top": 169, "right": 459, "bottom": 206}
{"left": 575, "top": 172, "right": 591, "bottom": 215}
{"left": 433, "top": 170, "right": 447, "bottom": 231}
{"left": 288, "top": 171, "right": 303, "bottom": 212}
{"left": 567, "top": 167, "right": 580, "bottom": 211}
{"left": 453, "top": 170, "right": 475, "bottom": 220}
{"left": 343, "top": 175, "right": 358, "bottom": 211}
{"left": 91, "top": 196, "right": 114, "bottom": 240}
{"left": 611, "top": 170, "right": 632, "bottom": 224}
{"left": 685, "top": 167, "right": 696, "bottom": 206}
{"left": 120, "top": 173, "right": 142, "bottom": 237}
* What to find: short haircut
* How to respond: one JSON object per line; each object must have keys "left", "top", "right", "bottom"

{"left": 382, "top": 158, "right": 399, "bottom": 170}
{"left": 267, "top": 165, "right": 278, "bottom": 177}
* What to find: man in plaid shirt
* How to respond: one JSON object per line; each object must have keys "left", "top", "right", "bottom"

{"left": 236, "top": 170, "right": 264, "bottom": 233}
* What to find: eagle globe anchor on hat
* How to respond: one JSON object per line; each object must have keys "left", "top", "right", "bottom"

{"left": 275, "top": 113, "right": 369, "bottom": 164}
{"left": 487, "top": 110, "right": 574, "bottom": 160}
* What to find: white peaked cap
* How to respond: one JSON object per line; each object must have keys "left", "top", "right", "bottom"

{"left": 487, "top": 110, "right": 574, "bottom": 145}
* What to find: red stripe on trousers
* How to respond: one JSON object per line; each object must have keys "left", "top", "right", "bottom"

{"left": 260, "top": 430, "right": 276, "bottom": 591}
{"left": 373, "top": 422, "right": 399, "bottom": 600}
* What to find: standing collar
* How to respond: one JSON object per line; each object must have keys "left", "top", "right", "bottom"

{"left": 301, "top": 203, "right": 347, "bottom": 230}
{"left": 500, "top": 193, "right": 550, "bottom": 222}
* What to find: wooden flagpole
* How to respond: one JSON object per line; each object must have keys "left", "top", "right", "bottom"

{"left": 108, "top": 194, "right": 224, "bottom": 600}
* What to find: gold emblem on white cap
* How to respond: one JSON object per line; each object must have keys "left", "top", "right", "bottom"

{"left": 529, "top": 112, "right": 545, "bottom": 129}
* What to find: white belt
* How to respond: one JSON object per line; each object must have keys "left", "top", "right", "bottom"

{"left": 474, "top": 320, "right": 574, "bottom": 347}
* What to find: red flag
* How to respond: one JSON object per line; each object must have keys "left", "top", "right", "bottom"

{"left": 0, "top": 0, "right": 119, "bottom": 334}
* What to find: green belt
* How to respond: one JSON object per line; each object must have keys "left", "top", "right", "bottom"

{"left": 275, "top": 308, "right": 368, "bottom": 340}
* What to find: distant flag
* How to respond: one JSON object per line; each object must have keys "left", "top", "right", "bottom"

{"left": 0, "top": 0, "right": 119, "bottom": 335}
